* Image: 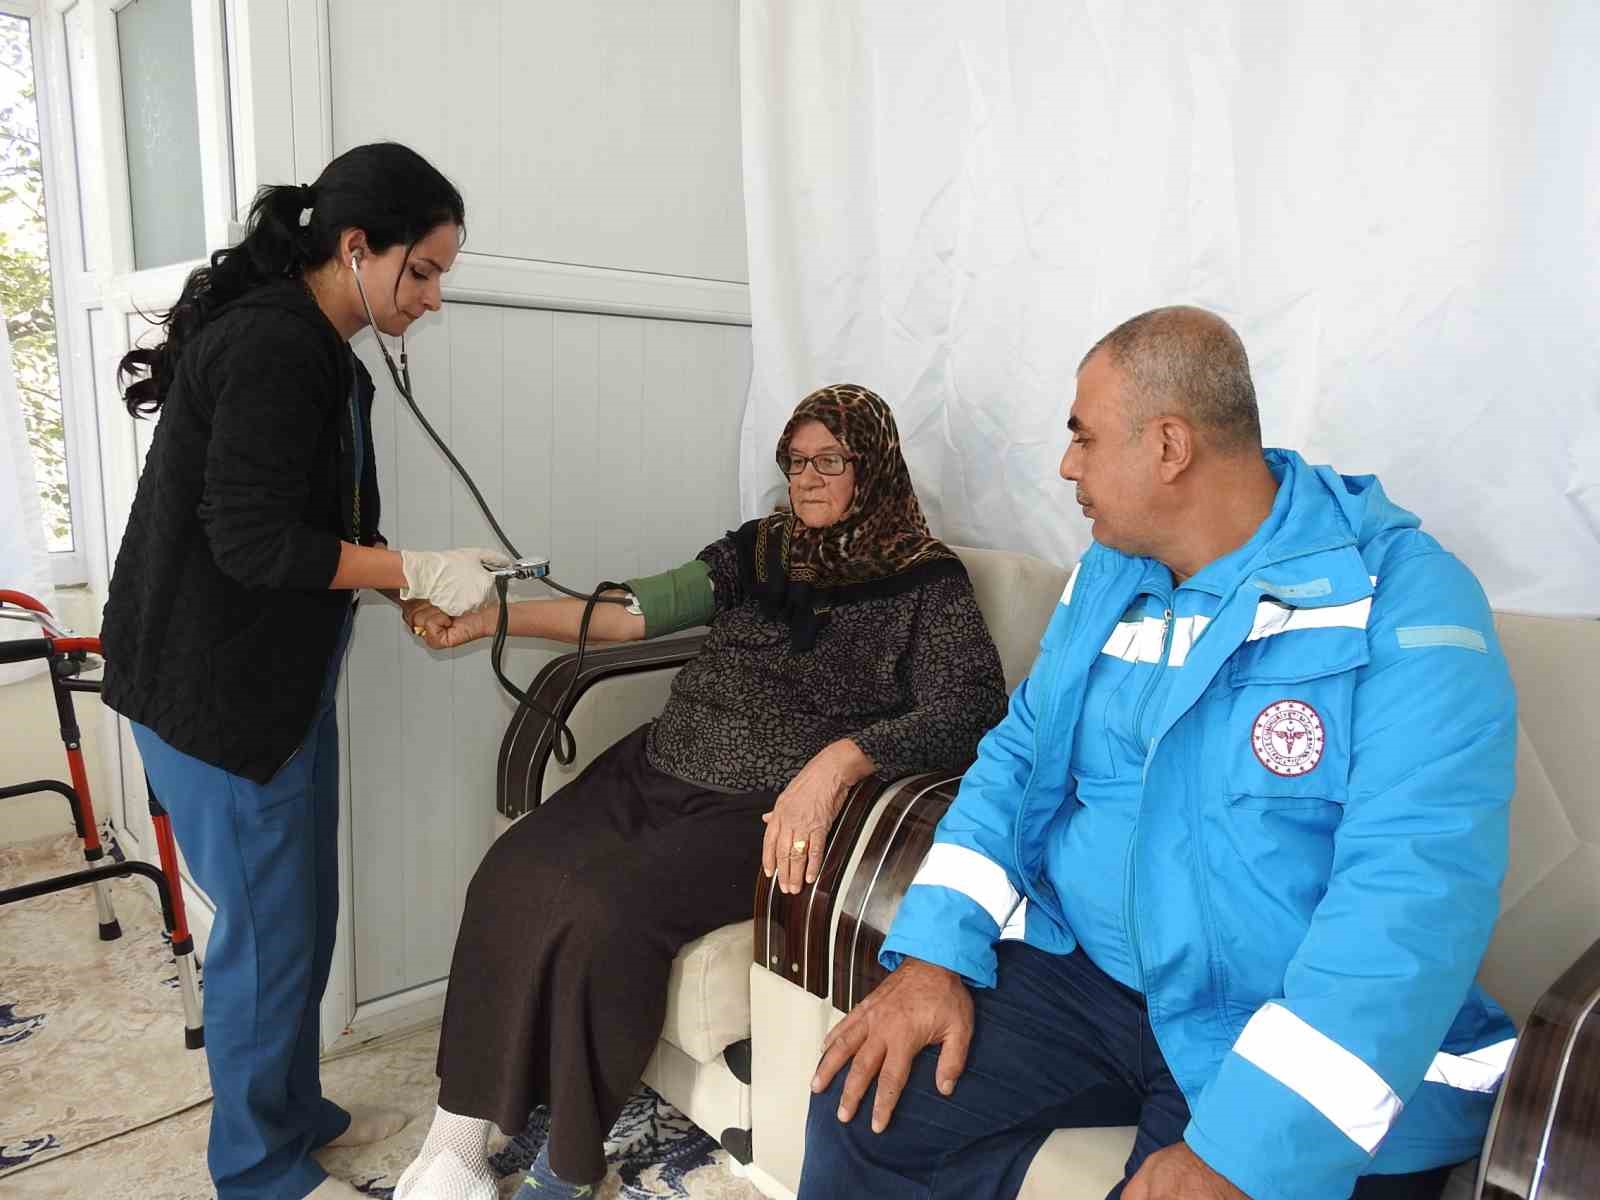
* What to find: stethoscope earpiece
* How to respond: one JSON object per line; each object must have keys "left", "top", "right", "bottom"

{"left": 350, "top": 249, "right": 410, "bottom": 397}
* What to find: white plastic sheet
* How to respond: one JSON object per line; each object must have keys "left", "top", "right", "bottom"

{"left": 739, "top": 0, "right": 1600, "bottom": 616}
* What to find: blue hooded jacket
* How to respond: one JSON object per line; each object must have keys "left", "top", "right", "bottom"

{"left": 881, "top": 450, "right": 1517, "bottom": 1200}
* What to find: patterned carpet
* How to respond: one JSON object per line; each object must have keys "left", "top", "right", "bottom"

{"left": 1, "top": 832, "right": 762, "bottom": 1199}
{"left": 324, "top": 1075, "right": 761, "bottom": 1200}
{"left": 0, "top": 831, "right": 211, "bottom": 1176}
{"left": 484, "top": 1096, "right": 734, "bottom": 1200}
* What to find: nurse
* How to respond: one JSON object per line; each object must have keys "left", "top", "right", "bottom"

{"left": 100, "top": 142, "right": 498, "bottom": 1200}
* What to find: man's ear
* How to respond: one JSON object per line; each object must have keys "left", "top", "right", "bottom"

{"left": 1155, "top": 415, "right": 1196, "bottom": 483}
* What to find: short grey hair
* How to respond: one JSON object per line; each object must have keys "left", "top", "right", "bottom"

{"left": 1079, "top": 306, "right": 1261, "bottom": 452}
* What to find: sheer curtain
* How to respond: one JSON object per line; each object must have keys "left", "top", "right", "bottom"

{"left": 0, "top": 318, "right": 52, "bottom": 683}
{"left": 738, "top": 0, "right": 1600, "bottom": 616}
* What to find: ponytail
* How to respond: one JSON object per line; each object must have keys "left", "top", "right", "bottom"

{"left": 119, "top": 142, "right": 465, "bottom": 417}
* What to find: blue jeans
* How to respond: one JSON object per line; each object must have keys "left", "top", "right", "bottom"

{"left": 131, "top": 617, "right": 352, "bottom": 1200}
{"left": 799, "top": 943, "right": 1455, "bottom": 1200}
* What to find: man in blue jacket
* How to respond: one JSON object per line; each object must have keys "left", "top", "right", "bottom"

{"left": 800, "top": 307, "right": 1517, "bottom": 1200}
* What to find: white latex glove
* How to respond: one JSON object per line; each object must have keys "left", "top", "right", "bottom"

{"left": 399, "top": 547, "right": 509, "bottom": 617}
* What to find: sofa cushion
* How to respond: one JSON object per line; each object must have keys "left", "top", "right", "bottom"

{"left": 1478, "top": 613, "right": 1600, "bottom": 1025}
{"left": 1020, "top": 1126, "right": 1133, "bottom": 1198}
{"left": 951, "top": 545, "right": 1072, "bottom": 692}
{"left": 660, "top": 919, "right": 754, "bottom": 1064}
{"left": 1017, "top": 1128, "right": 1479, "bottom": 1196}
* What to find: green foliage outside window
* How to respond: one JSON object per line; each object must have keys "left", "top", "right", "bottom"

{"left": 0, "top": 14, "right": 70, "bottom": 552}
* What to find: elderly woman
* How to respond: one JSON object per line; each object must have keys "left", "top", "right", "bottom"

{"left": 396, "top": 384, "right": 1007, "bottom": 1200}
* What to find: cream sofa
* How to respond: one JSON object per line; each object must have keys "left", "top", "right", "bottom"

{"left": 496, "top": 548, "right": 1600, "bottom": 1200}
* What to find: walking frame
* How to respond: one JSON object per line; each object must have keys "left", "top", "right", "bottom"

{"left": 0, "top": 589, "right": 204, "bottom": 1050}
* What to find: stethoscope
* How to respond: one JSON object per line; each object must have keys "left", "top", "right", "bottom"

{"left": 351, "top": 251, "right": 627, "bottom": 764}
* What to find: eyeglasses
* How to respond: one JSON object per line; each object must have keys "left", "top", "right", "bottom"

{"left": 777, "top": 451, "right": 856, "bottom": 477}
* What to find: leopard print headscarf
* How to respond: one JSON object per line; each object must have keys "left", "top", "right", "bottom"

{"left": 735, "top": 384, "right": 962, "bottom": 649}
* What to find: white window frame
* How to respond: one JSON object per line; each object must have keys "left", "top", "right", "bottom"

{"left": 0, "top": 0, "right": 93, "bottom": 583}
{"left": 11, "top": 0, "right": 237, "bottom": 596}
{"left": 89, "top": 0, "right": 235, "bottom": 293}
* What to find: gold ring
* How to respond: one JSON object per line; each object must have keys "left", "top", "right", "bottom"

{"left": 791, "top": 839, "right": 808, "bottom": 854}
{"left": 413, "top": 626, "right": 425, "bottom": 637}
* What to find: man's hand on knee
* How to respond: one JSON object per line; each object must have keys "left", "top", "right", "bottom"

{"left": 810, "top": 957, "right": 974, "bottom": 1135}
{"left": 1124, "top": 1143, "right": 1248, "bottom": 1200}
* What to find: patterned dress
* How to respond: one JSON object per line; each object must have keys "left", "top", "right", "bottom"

{"left": 649, "top": 534, "right": 1008, "bottom": 790}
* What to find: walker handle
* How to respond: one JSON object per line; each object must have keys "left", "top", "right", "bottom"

{"left": 0, "top": 637, "right": 52, "bottom": 665}
{"left": 0, "top": 589, "right": 51, "bottom": 615}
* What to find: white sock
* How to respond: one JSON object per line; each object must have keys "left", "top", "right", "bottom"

{"left": 393, "top": 1105, "right": 497, "bottom": 1200}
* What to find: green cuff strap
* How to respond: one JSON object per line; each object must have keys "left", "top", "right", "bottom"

{"left": 624, "top": 559, "right": 715, "bottom": 638}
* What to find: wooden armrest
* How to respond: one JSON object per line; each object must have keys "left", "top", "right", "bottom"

{"left": 753, "top": 768, "right": 965, "bottom": 1004}
{"left": 830, "top": 774, "right": 961, "bottom": 1010}
{"left": 1479, "top": 934, "right": 1600, "bottom": 1200}
{"left": 753, "top": 774, "right": 891, "bottom": 997}
{"left": 496, "top": 634, "right": 707, "bottom": 819}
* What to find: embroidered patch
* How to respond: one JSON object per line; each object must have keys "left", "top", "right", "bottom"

{"left": 1252, "top": 700, "right": 1326, "bottom": 776}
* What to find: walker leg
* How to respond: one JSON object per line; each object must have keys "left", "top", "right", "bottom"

{"left": 91, "top": 876, "right": 121, "bottom": 940}
{"left": 49, "top": 652, "right": 122, "bottom": 942}
{"left": 174, "top": 948, "right": 204, "bottom": 1049}
{"left": 64, "top": 747, "right": 121, "bottom": 941}
{"left": 148, "top": 783, "right": 203, "bottom": 1050}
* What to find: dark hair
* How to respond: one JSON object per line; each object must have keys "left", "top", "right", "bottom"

{"left": 119, "top": 142, "right": 465, "bottom": 416}
{"left": 1079, "top": 305, "right": 1262, "bottom": 452}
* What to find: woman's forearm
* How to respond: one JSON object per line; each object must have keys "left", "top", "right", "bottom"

{"left": 497, "top": 592, "right": 646, "bottom": 644}
{"left": 331, "top": 542, "right": 406, "bottom": 591}
{"left": 824, "top": 738, "right": 876, "bottom": 790}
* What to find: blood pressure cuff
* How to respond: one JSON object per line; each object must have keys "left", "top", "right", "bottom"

{"left": 623, "top": 559, "right": 715, "bottom": 638}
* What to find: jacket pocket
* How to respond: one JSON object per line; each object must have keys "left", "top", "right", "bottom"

{"left": 1228, "top": 793, "right": 1339, "bottom": 812}
{"left": 1183, "top": 626, "right": 1369, "bottom": 1021}
{"left": 1204, "top": 793, "right": 1345, "bottom": 1012}
{"left": 1220, "top": 625, "right": 1368, "bottom": 804}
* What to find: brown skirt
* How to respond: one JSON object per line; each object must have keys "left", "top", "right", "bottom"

{"left": 435, "top": 724, "right": 776, "bottom": 1184}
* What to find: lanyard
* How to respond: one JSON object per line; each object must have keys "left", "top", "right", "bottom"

{"left": 347, "top": 365, "right": 364, "bottom": 539}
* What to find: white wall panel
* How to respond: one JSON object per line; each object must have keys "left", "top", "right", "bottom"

{"left": 345, "top": 305, "right": 750, "bottom": 1003}
{"left": 347, "top": 343, "right": 408, "bottom": 996}
{"left": 328, "top": 0, "right": 747, "bottom": 283}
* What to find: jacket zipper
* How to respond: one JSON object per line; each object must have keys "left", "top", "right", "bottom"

{"left": 1125, "top": 604, "right": 1174, "bottom": 993}
{"left": 1132, "top": 606, "right": 1174, "bottom": 752}
{"left": 349, "top": 395, "right": 362, "bottom": 540}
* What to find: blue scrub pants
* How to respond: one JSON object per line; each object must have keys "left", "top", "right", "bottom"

{"left": 799, "top": 943, "right": 1455, "bottom": 1200}
{"left": 131, "top": 620, "right": 352, "bottom": 1200}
